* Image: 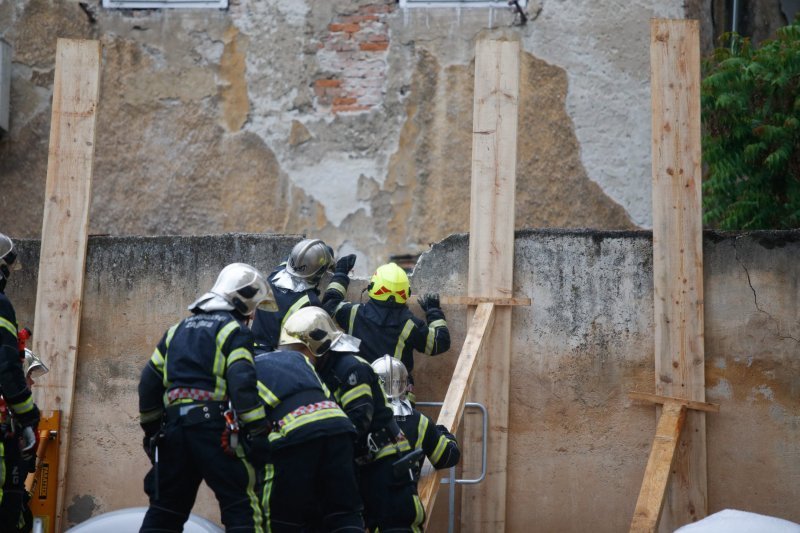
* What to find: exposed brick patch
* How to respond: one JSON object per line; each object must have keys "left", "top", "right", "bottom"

{"left": 313, "top": 1, "right": 396, "bottom": 114}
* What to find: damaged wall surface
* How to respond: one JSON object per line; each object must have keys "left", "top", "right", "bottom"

{"left": 0, "top": 0, "right": 700, "bottom": 273}
{"left": 6, "top": 230, "right": 799, "bottom": 531}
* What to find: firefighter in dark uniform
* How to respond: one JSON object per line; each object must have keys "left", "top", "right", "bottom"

{"left": 323, "top": 261, "right": 450, "bottom": 402}
{"left": 0, "top": 234, "right": 40, "bottom": 533}
{"left": 250, "top": 238, "right": 336, "bottom": 351}
{"left": 253, "top": 316, "right": 364, "bottom": 532}
{"left": 372, "top": 356, "right": 460, "bottom": 474}
{"left": 138, "top": 263, "right": 275, "bottom": 532}
{"left": 288, "top": 307, "right": 423, "bottom": 532}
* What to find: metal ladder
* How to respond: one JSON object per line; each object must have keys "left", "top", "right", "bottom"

{"left": 416, "top": 402, "right": 488, "bottom": 533}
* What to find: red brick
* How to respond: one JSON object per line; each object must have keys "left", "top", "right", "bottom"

{"left": 359, "top": 42, "right": 389, "bottom": 52}
{"left": 359, "top": 4, "right": 393, "bottom": 15}
{"left": 315, "top": 79, "right": 341, "bottom": 88}
{"left": 340, "top": 14, "right": 379, "bottom": 23}
{"left": 367, "top": 33, "right": 389, "bottom": 42}
{"left": 333, "top": 104, "right": 372, "bottom": 114}
{"left": 333, "top": 97, "right": 358, "bottom": 106}
{"left": 329, "top": 23, "right": 360, "bottom": 33}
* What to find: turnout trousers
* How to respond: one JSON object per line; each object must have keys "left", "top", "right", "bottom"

{"left": 0, "top": 435, "right": 33, "bottom": 533}
{"left": 140, "top": 408, "right": 263, "bottom": 532}
{"left": 262, "top": 434, "right": 364, "bottom": 532}
{"left": 358, "top": 455, "right": 424, "bottom": 533}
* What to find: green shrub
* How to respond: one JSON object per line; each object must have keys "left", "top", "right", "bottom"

{"left": 701, "top": 19, "right": 800, "bottom": 229}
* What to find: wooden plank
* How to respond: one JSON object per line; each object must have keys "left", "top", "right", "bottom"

{"left": 32, "top": 38, "right": 101, "bottom": 532}
{"left": 628, "top": 391, "right": 719, "bottom": 413}
{"left": 418, "top": 302, "right": 496, "bottom": 524}
{"left": 438, "top": 296, "right": 531, "bottom": 306}
{"left": 630, "top": 403, "right": 688, "bottom": 533}
{"left": 650, "top": 19, "right": 706, "bottom": 532}
{"left": 461, "top": 37, "right": 520, "bottom": 533}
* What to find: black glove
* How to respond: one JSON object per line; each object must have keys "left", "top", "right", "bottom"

{"left": 418, "top": 293, "right": 440, "bottom": 312}
{"left": 141, "top": 420, "right": 162, "bottom": 463}
{"left": 335, "top": 254, "right": 357, "bottom": 275}
{"left": 243, "top": 423, "right": 271, "bottom": 469}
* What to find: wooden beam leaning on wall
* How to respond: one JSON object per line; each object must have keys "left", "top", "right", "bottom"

{"left": 32, "top": 38, "right": 101, "bottom": 532}
{"left": 461, "top": 36, "right": 520, "bottom": 533}
{"left": 628, "top": 393, "right": 719, "bottom": 533}
{"left": 649, "top": 19, "right": 706, "bottom": 532}
{"left": 417, "top": 302, "right": 496, "bottom": 526}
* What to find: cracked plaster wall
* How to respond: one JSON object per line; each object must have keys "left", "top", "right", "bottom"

{"left": 0, "top": 0, "right": 705, "bottom": 274}
{"left": 5, "top": 230, "right": 799, "bottom": 530}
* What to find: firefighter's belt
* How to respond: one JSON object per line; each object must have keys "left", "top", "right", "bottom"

{"left": 167, "top": 387, "right": 225, "bottom": 404}
{"left": 165, "top": 401, "right": 227, "bottom": 424}
{"left": 276, "top": 401, "right": 339, "bottom": 429}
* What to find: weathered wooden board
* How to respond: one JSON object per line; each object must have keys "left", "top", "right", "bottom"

{"left": 461, "top": 37, "right": 520, "bottom": 533}
{"left": 418, "top": 302, "right": 496, "bottom": 526}
{"left": 649, "top": 19, "right": 706, "bottom": 532}
{"left": 32, "top": 38, "right": 101, "bottom": 531}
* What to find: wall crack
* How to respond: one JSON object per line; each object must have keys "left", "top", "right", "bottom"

{"left": 733, "top": 236, "right": 800, "bottom": 344}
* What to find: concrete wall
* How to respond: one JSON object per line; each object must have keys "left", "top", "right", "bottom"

{"left": 6, "top": 230, "right": 799, "bottom": 530}
{"left": 0, "top": 0, "right": 697, "bottom": 274}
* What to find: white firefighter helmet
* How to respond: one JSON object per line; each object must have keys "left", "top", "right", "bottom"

{"left": 279, "top": 306, "right": 360, "bottom": 356}
{"left": 23, "top": 348, "right": 48, "bottom": 379}
{"left": 285, "top": 239, "right": 334, "bottom": 283}
{"left": 189, "top": 263, "right": 277, "bottom": 315}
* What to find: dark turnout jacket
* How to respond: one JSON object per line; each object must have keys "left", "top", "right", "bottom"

{"left": 322, "top": 273, "right": 450, "bottom": 375}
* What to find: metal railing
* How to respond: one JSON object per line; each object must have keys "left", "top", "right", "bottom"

{"left": 416, "top": 401, "right": 488, "bottom": 533}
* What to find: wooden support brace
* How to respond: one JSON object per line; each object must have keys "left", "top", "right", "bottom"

{"left": 629, "top": 402, "right": 688, "bottom": 533}
{"left": 417, "top": 302, "right": 496, "bottom": 527}
{"left": 628, "top": 393, "right": 719, "bottom": 533}
{"left": 629, "top": 391, "right": 719, "bottom": 413}
{"left": 438, "top": 296, "right": 531, "bottom": 306}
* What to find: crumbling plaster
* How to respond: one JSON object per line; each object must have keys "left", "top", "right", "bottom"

{"left": 6, "top": 230, "right": 799, "bottom": 530}
{"left": 0, "top": 0, "right": 695, "bottom": 273}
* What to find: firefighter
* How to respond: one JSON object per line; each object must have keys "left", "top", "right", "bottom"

{"left": 371, "top": 356, "right": 460, "bottom": 475}
{"left": 138, "top": 263, "right": 274, "bottom": 532}
{"left": 253, "top": 319, "right": 364, "bottom": 531}
{"left": 0, "top": 234, "right": 40, "bottom": 533}
{"left": 286, "top": 306, "right": 424, "bottom": 532}
{"left": 250, "top": 238, "right": 340, "bottom": 351}
{"left": 323, "top": 261, "right": 450, "bottom": 401}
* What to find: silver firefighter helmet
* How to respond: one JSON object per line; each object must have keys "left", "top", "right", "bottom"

{"left": 279, "top": 306, "right": 360, "bottom": 356}
{"left": 189, "top": 263, "right": 277, "bottom": 315}
{"left": 23, "top": 348, "right": 49, "bottom": 379}
{"left": 0, "top": 233, "right": 20, "bottom": 280}
{"left": 285, "top": 239, "right": 334, "bottom": 283}
{"left": 371, "top": 355, "right": 409, "bottom": 401}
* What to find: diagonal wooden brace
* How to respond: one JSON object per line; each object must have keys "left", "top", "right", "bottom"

{"left": 628, "top": 392, "right": 719, "bottom": 533}
{"left": 417, "top": 302, "right": 496, "bottom": 527}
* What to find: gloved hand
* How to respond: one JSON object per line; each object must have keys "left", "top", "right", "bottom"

{"left": 18, "top": 425, "right": 39, "bottom": 462}
{"left": 141, "top": 420, "right": 162, "bottom": 463}
{"left": 418, "top": 293, "right": 440, "bottom": 312}
{"left": 243, "top": 423, "right": 271, "bottom": 470}
{"left": 335, "top": 254, "right": 357, "bottom": 275}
